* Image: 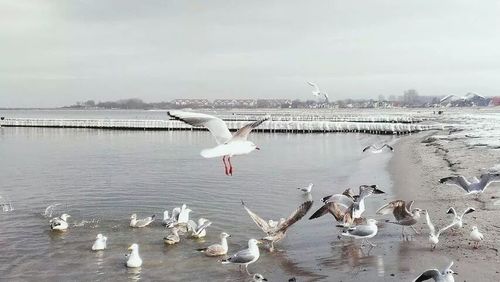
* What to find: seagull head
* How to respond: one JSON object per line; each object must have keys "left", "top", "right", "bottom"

{"left": 60, "top": 214, "right": 71, "bottom": 221}
{"left": 130, "top": 214, "right": 137, "bottom": 220}
{"left": 221, "top": 232, "right": 231, "bottom": 238}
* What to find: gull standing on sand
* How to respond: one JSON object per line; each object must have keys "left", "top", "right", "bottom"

{"left": 413, "top": 261, "right": 457, "bottom": 282}
{"left": 126, "top": 244, "right": 142, "bottom": 268}
{"left": 297, "top": 183, "right": 313, "bottom": 194}
{"left": 424, "top": 210, "right": 454, "bottom": 250}
{"left": 221, "top": 238, "right": 262, "bottom": 275}
{"left": 470, "top": 226, "right": 484, "bottom": 248}
{"left": 92, "top": 234, "right": 107, "bottom": 251}
{"left": 376, "top": 200, "right": 423, "bottom": 239}
{"left": 167, "top": 111, "right": 270, "bottom": 176}
{"left": 50, "top": 214, "right": 71, "bottom": 231}
{"left": 130, "top": 214, "right": 155, "bottom": 228}
{"left": 439, "top": 173, "right": 500, "bottom": 195}
{"left": 446, "top": 207, "right": 475, "bottom": 229}
{"left": 197, "top": 232, "right": 231, "bottom": 256}
{"left": 362, "top": 144, "right": 394, "bottom": 153}
{"left": 341, "top": 219, "right": 378, "bottom": 247}
{"left": 187, "top": 218, "right": 212, "bottom": 238}
{"left": 310, "top": 185, "right": 385, "bottom": 226}
{"left": 242, "top": 200, "right": 313, "bottom": 252}
{"left": 163, "top": 227, "right": 181, "bottom": 245}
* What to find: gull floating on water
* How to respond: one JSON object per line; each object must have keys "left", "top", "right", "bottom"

{"left": 446, "top": 207, "right": 475, "bottom": 229}
{"left": 162, "top": 207, "right": 181, "bottom": 227}
{"left": 470, "top": 226, "right": 484, "bottom": 248}
{"left": 424, "top": 210, "right": 454, "bottom": 250}
{"left": 168, "top": 110, "right": 269, "bottom": 176}
{"left": 376, "top": 200, "right": 423, "bottom": 239}
{"left": 310, "top": 185, "right": 384, "bottom": 226}
{"left": 362, "top": 144, "right": 394, "bottom": 153}
{"left": 126, "top": 244, "right": 142, "bottom": 268}
{"left": 197, "top": 232, "right": 231, "bottom": 256}
{"left": 92, "top": 234, "right": 108, "bottom": 251}
{"left": 164, "top": 227, "right": 181, "bottom": 245}
{"left": 413, "top": 261, "right": 457, "bottom": 282}
{"left": 439, "top": 173, "right": 500, "bottom": 195}
{"left": 130, "top": 214, "right": 155, "bottom": 228}
{"left": 187, "top": 218, "right": 212, "bottom": 238}
{"left": 242, "top": 200, "right": 313, "bottom": 252}
{"left": 251, "top": 273, "right": 268, "bottom": 282}
{"left": 297, "top": 183, "right": 313, "bottom": 194}
{"left": 341, "top": 219, "right": 378, "bottom": 247}
{"left": 221, "top": 238, "right": 262, "bottom": 275}
{"left": 50, "top": 214, "right": 71, "bottom": 231}
{"left": 177, "top": 204, "right": 192, "bottom": 225}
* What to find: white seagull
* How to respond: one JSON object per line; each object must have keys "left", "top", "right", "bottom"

{"left": 439, "top": 173, "right": 500, "bottom": 195}
{"left": 252, "top": 273, "right": 268, "bottom": 282}
{"left": 92, "top": 234, "right": 108, "bottom": 251}
{"left": 470, "top": 226, "right": 484, "bottom": 248}
{"left": 306, "top": 81, "right": 329, "bottom": 102}
{"left": 341, "top": 219, "right": 378, "bottom": 247}
{"left": 168, "top": 111, "right": 269, "bottom": 176}
{"left": 177, "top": 204, "right": 192, "bottom": 225}
{"left": 446, "top": 207, "right": 475, "bottom": 229}
{"left": 130, "top": 214, "right": 155, "bottom": 228}
{"left": 126, "top": 243, "right": 142, "bottom": 268}
{"left": 413, "top": 261, "right": 457, "bottom": 282}
{"left": 424, "top": 210, "right": 454, "bottom": 250}
{"left": 362, "top": 144, "right": 394, "bottom": 153}
{"left": 376, "top": 200, "right": 423, "bottom": 239}
{"left": 297, "top": 183, "right": 313, "bottom": 194}
{"left": 50, "top": 214, "right": 71, "bottom": 231}
{"left": 162, "top": 207, "right": 181, "bottom": 227}
{"left": 221, "top": 238, "right": 262, "bottom": 275}
{"left": 187, "top": 218, "right": 212, "bottom": 238}
{"left": 163, "top": 227, "right": 181, "bottom": 245}
{"left": 197, "top": 232, "right": 231, "bottom": 256}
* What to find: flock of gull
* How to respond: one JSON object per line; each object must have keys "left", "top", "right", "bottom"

{"left": 44, "top": 111, "right": 500, "bottom": 282}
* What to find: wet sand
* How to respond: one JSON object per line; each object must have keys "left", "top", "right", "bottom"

{"left": 388, "top": 130, "right": 500, "bottom": 281}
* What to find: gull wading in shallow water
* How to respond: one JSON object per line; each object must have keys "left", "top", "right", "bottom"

{"left": 341, "top": 218, "right": 378, "bottom": 247}
{"left": 439, "top": 173, "right": 500, "bottom": 196}
{"left": 197, "top": 232, "right": 231, "bottom": 256}
{"left": 376, "top": 200, "right": 423, "bottom": 239}
{"left": 187, "top": 218, "right": 212, "bottom": 238}
{"left": 413, "top": 261, "right": 457, "bottom": 282}
{"left": 167, "top": 110, "right": 270, "bottom": 176}
{"left": 362, "top": 144, "right": 394, "bottom": 153}
{"left": 221, "top": 238, "right": 262, "bottom": 275}
{"left": 242, "top": 200, "right": 313, "bottom": 252}
{"left": 424, "top": 210, "right": 454, "bottom": 250}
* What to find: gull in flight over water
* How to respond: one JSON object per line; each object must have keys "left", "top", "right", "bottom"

{"left": 221, "top": 238, "right": 262, "bottom": 275}
{"left": 413, "top": 261, "right": 457, "bottom": 282}
{"left": 306, "top": 81, "right": 329, "bottom": 102}
{"left": 168, "top": 111, "right": 270, "bottom": 176}
{"left": 310, "top": 185, "right": 384, "bottom": 227}
{"left": 376, "top": 200, "right": 423, "bottom": 239}
{"left": 439, "top": 173, "right": 500, "bottom": 196}
{"left": 446, "top": 207, "right": 475, "bottom": 230}
{"left": 197, "top": 232, "right": 231, "bottom": 256}
{"left": 50, "top": 214, "right": 71, "bottom": 231}
{"left": 242, "top": 200, "right": 313, "bottom": 252}
{"left": 92, "top": 234, "right": 108, "bottom": 251}
{"left": 362, "top": 144, "right": 394, "bottom": 153}
{"left": 424, "top": 210, "right": 454, "bottom": 250}
{"left": 470, "top": 226, "right": 484, "bottom": 248}
{"left": 130, "top": 214, "right": 155, "bottom": 228}
{"left": 341, "top": 218, "right": 378, "bottom": 247}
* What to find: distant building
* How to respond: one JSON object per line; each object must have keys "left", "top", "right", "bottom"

{"left": 171, "top": 99, "right": 211, "bottom": 108}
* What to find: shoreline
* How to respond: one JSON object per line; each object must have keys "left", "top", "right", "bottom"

{"left": 388, "top": 131, "right": 500, "bottom": 281}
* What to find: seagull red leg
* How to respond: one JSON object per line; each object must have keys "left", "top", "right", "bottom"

{"left": 222, "top": 156, "right": 229, "bottom": 175}
{"left": 228, "top": 156, "right": 233, "bottom": 176}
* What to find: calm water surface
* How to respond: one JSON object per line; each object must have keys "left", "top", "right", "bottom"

{"left": 0, "top": 126, "right": 407, "bottom": 281}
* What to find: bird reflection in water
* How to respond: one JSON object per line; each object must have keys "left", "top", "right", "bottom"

{"left": 127, "top": 267, "right": 141, "bottom": 281}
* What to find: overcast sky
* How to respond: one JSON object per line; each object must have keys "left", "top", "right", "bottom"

{"left": 2, "top": 0, "right": 500, "bottom": 107}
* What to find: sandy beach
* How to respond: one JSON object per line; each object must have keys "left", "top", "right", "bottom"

{"left": 388, "top": 130, "right": 500, "bottom": 281}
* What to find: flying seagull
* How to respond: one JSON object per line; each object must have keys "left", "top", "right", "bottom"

{"left": 168, "top": 111, "right": 269, "bottom": 176}
{"left": 221, "top": 238, "right": 262, "bottom": 275}
{"left": 446, "top": 207, "right": 475, "bottom": 229}
{"left": 439, "top": 173, "right": 500, "bottom": 195}
{"left": 306, "top": 81, "right": 329, "bottom": 102}
{"left": 242, "top": 200, "right": 313, "bottom": 252}
{"left": 362, "top": 144, "right": 394, "bottom": 153}
{"left": 376, "top": 200, "right": 423, "bottom": 239}
{"left": 413, "top": 261, "right": 457, "bottom": 282}
{"left": 424, "top": 210, "right": 455, "bottom": 250}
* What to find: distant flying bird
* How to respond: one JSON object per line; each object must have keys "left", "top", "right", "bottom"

{"left": 221, "top": 238, "right": 262, "bottom": 275}
{"left": 439, "top": 173, "right": 500, "bottom": 195}
{"left": 376, "top": 200, "right": 423, "bottom": 239}
{"left": 341, "top": 218, "right": 378, "bottom": 247}
{"left": 197, "top": 232, "right": 231, "bottom": 257}
{"left": 306, "top": 81, "right": 329, "bottom": 102}
{"left": 297, "top": 183, "right": 313, "bottom": 194}
{"left": 242, "top": 200, "right": 313, "bottom": 252}
{"left": 92, "top": 234, "right": 108, "bottom": 251}
{"left": 129, "top": 214, "right": 155, "bottom": 228}
{"left": 168, "top": 111, "right": 269, "bottom": 176}
{"left": 424, "top": 210, "right": 454, "bottom": 250}
{"left": 413, "top": 261, "right": 457, "bottom": 282}
{"left": 470, "top": 226, "right": 484, "bottom": 248}
{"left": 362, "top": 144, "right": 394, "bottom": 153}
{"left": 50, "top": 213, "right": 71, "bottom": 231}
{"left": 446, "top": 207, "right": 475, "bottom": 229}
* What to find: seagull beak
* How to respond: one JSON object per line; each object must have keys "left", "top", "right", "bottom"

{"left": 256, "top": 240, "right": 263, "bottom": 244}
{"left": 255, "top": 147, "right": 260, "bottom": 150}
{"left": 127, "top": 245, "right": 133, "bottom": 251}
{"left": 453, "top": 272, "right": 458, "bottom": 275}
{"left": 263, "top": 279, "right": 268, "bottom": 281}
